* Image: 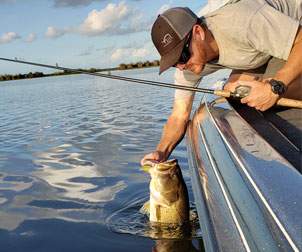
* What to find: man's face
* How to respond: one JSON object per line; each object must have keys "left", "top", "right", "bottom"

{"left": 175, "top": 26, "right": 207, "bottom": 75}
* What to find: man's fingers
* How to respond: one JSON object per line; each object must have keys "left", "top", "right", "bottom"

{"left": 256, "top": 104, "right": 267, "bottom": 111}
{"left": 223, "top": 82, "right": 237, "bottom": 92}
{"left": 241, "top": 97, "right": 258, "bottom": 108}
{"left": 241, "top": 97, "right": 249, "bottom": 104}
{"left": 142, "top": 159, "right": 159, "bottom": 167}
{"left": 140, "top": 152, "right": 161, "bottom": 166}
{"left": 141, "top": 155, "right": 153, "bottom": 166}
{"left": 247, "top": 102, "right": 256, "bottom": 107}
{"left": 141, "top": 157, "right": 154, "bottom": 166}
{"left": 238, "top": 80, "right": 277, "bottom": 111}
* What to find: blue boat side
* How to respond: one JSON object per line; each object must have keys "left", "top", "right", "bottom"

{"left": 186, "top": 95, "right": 302, "bottom": 252}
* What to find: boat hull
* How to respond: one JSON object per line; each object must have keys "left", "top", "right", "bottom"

{"left": 186, "top": 96, "right": 302, "bottom": 252}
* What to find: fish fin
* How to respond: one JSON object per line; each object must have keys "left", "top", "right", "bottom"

{"left": 140, "top": 201, "right": 150, "bottom": 215}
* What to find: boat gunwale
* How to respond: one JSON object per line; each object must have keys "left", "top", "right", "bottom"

{"left": 186, "top": 95, "right": 302, "bottom": 252}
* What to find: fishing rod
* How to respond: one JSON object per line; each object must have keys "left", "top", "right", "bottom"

{"left": 0, "top": 57, "right": 301, "bottom": 108}
{"left": 0, "top": 57, "right": 229, "bottom": 96}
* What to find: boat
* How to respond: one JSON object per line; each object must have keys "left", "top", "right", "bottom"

{"left": 186, "top": 93, "right": 302, "bottom": 252}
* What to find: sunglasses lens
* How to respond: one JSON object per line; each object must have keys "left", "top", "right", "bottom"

{"left": 177, "top": 34, "right": 192, "bottom": 65}
{"left": 173, "top": 32, "right": 192, "bottom": 67}
{"left": 178, "top": 47, "right": 190, "bottom": 64}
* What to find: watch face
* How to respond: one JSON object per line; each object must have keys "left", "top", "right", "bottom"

{"left": 272, "top": 83, "right": 281, "bottom": 92}
{"left": 270, "top": 79, "right": 286, "bottom": 95}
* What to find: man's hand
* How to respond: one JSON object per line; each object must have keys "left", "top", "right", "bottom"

{"left": 140, "top": 151, "right": 167, "bottom": 166}
{"left": 225, "top": 79, "right": 279, "bottom": 111}
{"left": 239, "top": 80, "right": 279, "bottom": 111}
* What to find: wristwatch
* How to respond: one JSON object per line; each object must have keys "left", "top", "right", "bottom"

{"left": 268, "top": 79, "right": 287, "bottom": 95}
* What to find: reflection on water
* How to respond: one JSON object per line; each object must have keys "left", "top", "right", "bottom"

{"left": 0, "top": 68, "right": 207, "bottom": 251}
{"left": 33, "top": 144, "right": 126, "bottom": 203}
{"left": 0, "top": 174, "right": 34, "bottom": 192}
{"left": 106, "top": 195, "right": 202, "bottom": 240}
{"left": 153, "top": 239, "right": 202, "bottom": 252}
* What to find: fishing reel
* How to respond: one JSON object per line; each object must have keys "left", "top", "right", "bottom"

{"left": 231, "top": 85, "right": 252, "bottom": 99}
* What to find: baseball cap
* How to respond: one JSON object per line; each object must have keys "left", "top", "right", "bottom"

{"left": 151, "top": 7, "right": 198, "bottom": 74}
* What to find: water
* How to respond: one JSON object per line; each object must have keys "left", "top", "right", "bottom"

{"left": 0, "top": 67, "right": 226, "bottom": 252}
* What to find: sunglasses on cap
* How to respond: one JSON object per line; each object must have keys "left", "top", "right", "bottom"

{"left": 173, "top": 30, "right": 192, "bottom": 67}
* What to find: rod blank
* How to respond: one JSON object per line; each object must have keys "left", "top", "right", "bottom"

{"left": 1, "top": 57, "right": 302, "bottom": 109}
{"left": 0, "top": 57, "right": 214, "bottom": 94}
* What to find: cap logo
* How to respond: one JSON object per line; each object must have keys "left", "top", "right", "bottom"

{"left": 161, "top": 33, "right": 173, "bottom": 47}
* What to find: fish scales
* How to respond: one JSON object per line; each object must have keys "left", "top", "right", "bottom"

{"left": 142, "top": 159, "right": 190, "bottom": 225}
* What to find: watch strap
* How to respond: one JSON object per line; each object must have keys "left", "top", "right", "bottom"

{"left": 268, "top": 79, "right": 287, "bottom": 95}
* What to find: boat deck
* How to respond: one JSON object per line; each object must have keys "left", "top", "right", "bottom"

{"left": 230, "top": 102, "right": 302, "bottom": 173}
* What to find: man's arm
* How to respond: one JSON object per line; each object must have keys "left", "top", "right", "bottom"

{"left": 157, "top": 96, "right": 194, "bottom": 157}
{"left": 225, "top": 25, "right": 302, "bottom": 111}
{"left": 140, "top": 95, "right": 194, "bottom": 165}
{"left": 240, "top": 26, "right": 302, "bottom": 111}
{"left": 274, "top": 27, "right": 302, "bottom": 86}
{"left": 140, "top": 65, "right": 219, "bottom": 165}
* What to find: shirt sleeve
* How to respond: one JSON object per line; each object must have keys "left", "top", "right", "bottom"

{"left": 174, "top": 64, "right": 220, "bottom": 99}
{"left": 247, "top": 3, "right": 300, "bottom": 60}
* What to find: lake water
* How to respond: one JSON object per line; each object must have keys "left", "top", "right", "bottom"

{"left": 0, "top": 67, "right": 228, "bottom": 252}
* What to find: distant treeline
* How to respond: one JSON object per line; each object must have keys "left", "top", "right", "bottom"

{"left": 0, "top": 60, "right": 160, "bottom": 82}
{"left": 0, "top": 72, "right": 45, "bottom": 81}
{"left": 119, "top": 60, "right": 159, "bottom": 70}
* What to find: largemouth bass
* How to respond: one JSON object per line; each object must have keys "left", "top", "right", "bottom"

{"left": 141, "top": 159, "right": 190, "bottom": 225}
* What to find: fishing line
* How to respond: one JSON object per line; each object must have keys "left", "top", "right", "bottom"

{"left": 0, "top": 57, "right": 216, "bottom": 95}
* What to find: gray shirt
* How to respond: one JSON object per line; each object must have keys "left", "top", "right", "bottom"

{"left": 206, "top": 0, "right": 301, "bottom": 69}
{"left": 174, "top": 0, "right": 301, "bottom": 98}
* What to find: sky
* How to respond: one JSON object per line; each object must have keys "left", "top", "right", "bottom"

{"left": 0, "top": 0, "right": 206, "bottom": 75}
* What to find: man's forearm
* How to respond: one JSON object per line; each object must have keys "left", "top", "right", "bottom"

{"left": 156, "top": 116, "right": 189, "bottom": 159}
{"left": 274, "top": 27, "right": 302, "bottom": 86}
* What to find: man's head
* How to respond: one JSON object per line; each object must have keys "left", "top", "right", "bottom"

{"left": 151, "top": 7, "right": 210, "bottom": 75}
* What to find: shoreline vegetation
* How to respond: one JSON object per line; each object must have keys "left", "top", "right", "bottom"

{"left": 0, "top": 60, "right": 160, "bottom": 82}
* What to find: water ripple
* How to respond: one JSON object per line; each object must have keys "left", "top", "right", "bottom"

{"left": 0, "top": 68, "right": 211, "bottom": 251}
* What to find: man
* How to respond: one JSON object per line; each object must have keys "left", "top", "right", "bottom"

{"left": 141, "top": 0, "right": 302, "bottom": 165}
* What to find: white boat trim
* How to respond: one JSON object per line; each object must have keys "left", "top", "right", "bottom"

{"left": 207, "top": 103, "right": 299, "bottom": 252}
{"left": 198, "top": 123, "right": 251, "bottom": 252}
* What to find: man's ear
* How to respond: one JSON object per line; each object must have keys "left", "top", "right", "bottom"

{"left": 192, "top": 24, "right": 205, "bottom": 41}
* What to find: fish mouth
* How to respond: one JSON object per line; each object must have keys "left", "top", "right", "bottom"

{"left": 141, "top": 159, "right": 178, "bottom": 175}
{"left": 154, "top": 159, "right": 177, "bottom": 172}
